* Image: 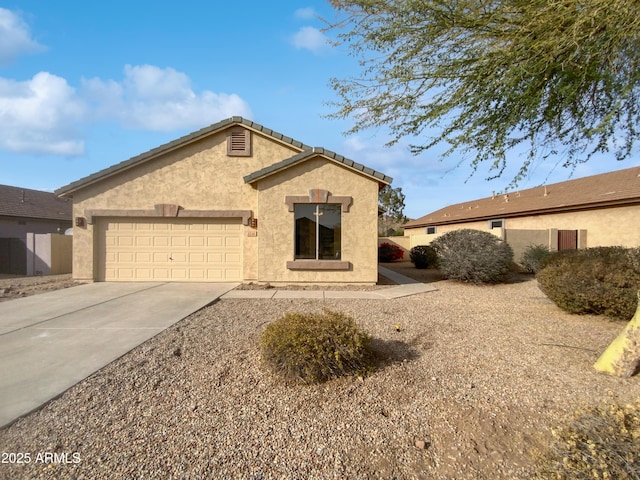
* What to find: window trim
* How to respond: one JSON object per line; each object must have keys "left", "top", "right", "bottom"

{"left": 489, "top": 218, "right": 504, "bottom": 229}
{"left": 286, "top": 259, "right": 350, "bottom": 270}
{"left": 285, "top": 190, "right": 353, "bottom": 271}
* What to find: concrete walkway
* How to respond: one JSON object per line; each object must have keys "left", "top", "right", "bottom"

{"left": 0, "top": 282, "right": 237, "bottom": 428}
{"left": 220, "top": 266, "right": 437, "bottom": 300}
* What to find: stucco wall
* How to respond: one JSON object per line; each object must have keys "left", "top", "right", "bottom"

{"left": 255, "top": 158, "right": 380, "bottom": 284}
{"left": 405, "top": 223, "right": 503, "bottom": 248}
{"left": 26, "top": 233, "right": 72, "bottom": 275}
{"left": 70, "top": 130, "right": 299, "bottom": 281}
{"left": 503, "top": 206, "right": 639, "bottom": 247}
{"left": 404, "top": 204, "right": 639, "bottom": 262}
{"left": 0, "top": 217, "right": 71, "bottom": 239}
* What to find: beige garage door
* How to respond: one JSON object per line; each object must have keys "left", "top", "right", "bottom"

{"left": 98, "top": 218, "right": 242, "bottom": 281}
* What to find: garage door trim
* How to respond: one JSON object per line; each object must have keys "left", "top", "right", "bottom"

{"left": 97, "top": 216, "right": 244, "bottom": 282}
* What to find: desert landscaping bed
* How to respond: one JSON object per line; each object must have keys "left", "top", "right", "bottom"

{"left": 0, "top": 274, "right": 82, "bottom": 303}
{"left": 0, "top": 263, "right": 638, "bottom": 479}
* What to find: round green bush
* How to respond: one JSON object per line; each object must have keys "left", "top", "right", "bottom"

{"left": 536, "top": 246, "right": 640, "bottom": 320}
{"left": 409, "top": 245, "right": 438, "bottom": 269}
{"left": 260, "top": 310, "right": 375, "bottom": 384}
{"left": 520, "top": 243, "right": 553, "bottom": 273}
{"left": 430, "top": 229, "right": 514, "bottom": 283}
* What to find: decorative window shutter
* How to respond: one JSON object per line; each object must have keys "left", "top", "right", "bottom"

{"left": 227, "top": 128, "right": 251, "bottom": 156}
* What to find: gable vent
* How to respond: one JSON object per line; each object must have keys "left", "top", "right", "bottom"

{"left": 227, "top": 128, "right": 251, "bottom": 157}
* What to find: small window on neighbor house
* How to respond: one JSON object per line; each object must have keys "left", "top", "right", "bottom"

{"left": 227, "top": 128, "right": 251, "bottom": 156}
{"left": 489, "top": 219, "right": 503, "bottom": 229}
{"left": 426, "top": 226, "right": 436, "bottom": 234}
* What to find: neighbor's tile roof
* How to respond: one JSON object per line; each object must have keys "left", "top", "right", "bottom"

{"left": 243, "top": 147, "right": 393, "bottom": 186}
{"left": 405, "top": 165, "right": 640, "bottom": 228}
{"left": 55, "top": 117, "right": 312, "bottom": 196}
{"left": 0, "top": 184, "right": 72, "bottom": 221}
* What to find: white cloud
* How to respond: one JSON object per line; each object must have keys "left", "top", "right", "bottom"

{"left": 0, "top": 72, "right": 85, "bottom": 155}
{"left": 294, "top": 7, "right": 317, "bottom": 20}
{"left": 0, "top": 64, "right": 252, "bottom": 156}
{"left": 342, "top": 136, "right": 367, "bottom": 152}
{"left": 291, "top": 26, "right": 329, "bottom": 54}
{"left": 82, "top": 64, "right": 252, "bottom": 131}
{"left": 0, "top": 8, "right": 46, "bottom": 65}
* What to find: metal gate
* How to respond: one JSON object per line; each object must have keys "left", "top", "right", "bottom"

{"left": 558, "top": 230, "right": 578, "bottom": 251}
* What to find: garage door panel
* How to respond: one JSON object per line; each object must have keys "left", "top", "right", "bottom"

{"left": 153, "top": 268, "right": 169, "bottom": 278}
{"left": 100, "top": 218, "right": 242, "bottom": 282}
{"left": 117, "top": 268, "right": 134, "bottom": 279}
{"left": 189, "top": 269, "right": 206, "bottom": 280}
{"left": 189, "top": 253, "right": 206, "bottom": 263}
{"left": 118, "top": 252, "right": 134, "bottom": 262}
{"left": 153, "top": 252, "right": 169, "bottom": 262}
{"left": 226, "top": 237, "right": 241, "bottom": 247}
{"left": 172, "top": 252, "right": 187, "bottom": 262}
{"left": 136, "top": 236, "right": 153, "bottom": 247}
{"left": 189, "top": 236, "right": 205, "bottom": 247}
{"left": 207, "top": 237, "right": 224, "bottom": 247}
{"left": 135, "top": 268, "right": 152, "bottom": 280}
{"left": 117, "top": 237, "right": 134, "bottom": 247}
{"left": 172, "top": 269, "right": 188, "bottom": 279}
{"left": 154, "top": 237, "right": 169, "bottom": 247}
{"left": 171, "top": 237, "right": 187, "bottom": 247}
{"left": 136, "top": 252, "right": 152, "bottom": 262}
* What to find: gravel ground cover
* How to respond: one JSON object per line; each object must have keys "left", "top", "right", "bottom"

{"left": 0, "top": 274, "right": 82, "bottom": 302}
{"left": 0, "top": 263, "right": 638, "bottom": 479}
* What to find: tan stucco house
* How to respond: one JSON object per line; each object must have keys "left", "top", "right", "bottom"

{"left": 404, "top": 166, "right": 640, "bottom": 261}
{"left": 55, "top": 117, "right": 392, "bottom": 284}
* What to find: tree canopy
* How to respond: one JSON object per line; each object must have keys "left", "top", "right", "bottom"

{"left": 378, "top": 185, "right": 407, "bottom": 235}
{"left": 328, "top": 0, "right": 640, "bottom": 183}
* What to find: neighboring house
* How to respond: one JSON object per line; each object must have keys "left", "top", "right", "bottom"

{"left": 0, "top": 185, "right": 72, "bottom": 274}
{"left": 56, "top": 117, "right": 392, "bottom": 284}
{"left": 404, "top": 166, "right": 640, "bottom": 262}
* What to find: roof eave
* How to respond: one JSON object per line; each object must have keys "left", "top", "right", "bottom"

{"left": 55, "top": 116, "right": 312, "bottom": 197}
{"left": 405, "top": 198, "right": 640, "bottom": 228}
{"left": 244, "top": 147, "right": 393, "bottom": 187}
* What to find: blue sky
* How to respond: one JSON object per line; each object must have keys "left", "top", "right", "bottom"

{"left": 1, "top": 1, "right": 637, "bottom": 219}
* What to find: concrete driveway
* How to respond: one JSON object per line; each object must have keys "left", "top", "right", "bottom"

{"left": 0, "top": 281, "right": 237, "bottom": 428}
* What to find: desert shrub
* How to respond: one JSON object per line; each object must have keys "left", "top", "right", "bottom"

{"left": 260, "top": 310, "right": 375, "bottom": 384}
{"left": 430, "top": 229, "right": 514, "bottom": 283}
{"left": 520, "top": 243, "right": 553, "bottom": 273}
{"left": 409, "top": 245, "right": 438, "bottom": 269}
{"left": 533, "top": 400, "right": 640, "bottom": 480}
{"left": 536, "top": 246, "right": 640, "bottom": 320}
{"left": 628, "top": 247, "right": 640, "bottom": 272}
{"left": 378, "top": 242, "right": 404, "bottom": 262}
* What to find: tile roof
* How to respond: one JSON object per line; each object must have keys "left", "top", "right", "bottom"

{"left": 405, "top": 165, "right": 640, "bottom": 228}
{"left": 0, "top": 184, "right": 72, "bottom": 221}
{"left": 243, "top": 147, "right": 393, "bottom": 186}
{"left": 55, "top": 117, "right": 313, "bottom": 196}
